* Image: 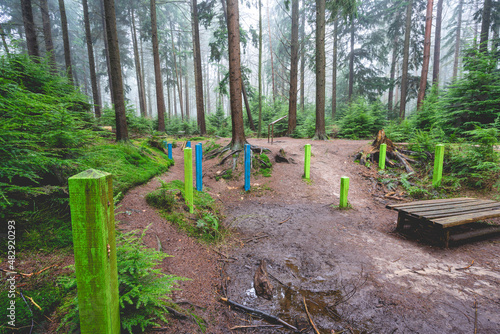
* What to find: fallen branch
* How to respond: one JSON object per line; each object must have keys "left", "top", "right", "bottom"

{"left": 220, "top": 297, "right": 297, "bottom": 331}
{"left": 456, "top": 260, "right": 474, "bottom": 271}
{"left": 278, "top": 217, "right": 291, "bottom": 225}
{"left": 230, "top": 324, "right": 283, "bottom": 330}
{"left": 474, "top": 299, "right": 478, "bottom": 334}
{"left": 303, "top": 297, "right": 320, "bottom": 334}
{"left": 19, "top": 264, "right": 58, "bottom": 277}
{"left": 213, "top": 249, "right": 237, "bottom": 261}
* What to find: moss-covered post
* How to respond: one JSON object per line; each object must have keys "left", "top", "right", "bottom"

{"left": 167, "top": 143, "right": 173, "bottom": 160}
{"left": 68, "top": 169, "right": 120, "bottom": 334}
{"left": 339, "top": 176, "right": 349, "bottom": 208}
{"left": 433, "top": 144, "right": 444, "bottom": 188}
{"left": 379, "top": 143, "right": 387, "bottom": 170}
{"left": 304, "top": 144, "right": 311, "bottom": 180}
{"left": 184, "top": 147, "right": 194, "bottom": 213}
{"left": 244, "top": 144, "right": 251, "bottom": 191}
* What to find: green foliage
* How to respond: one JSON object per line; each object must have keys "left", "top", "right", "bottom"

{"left": 338, "top": 98, "right": 386, "bottom": 139}
{"left": 98, "top": 105, "right": 155, "bottom": 135}
{"left": 439, "top": 48, "right": 500, "bottom": 134}
{"left": 57, "top": 229, "right": 187, "bottom": 334}
{"left": 146, "top": 188, "right": 177, "bottom": 211}
{"left": 207, "top": 105, "right": 230, "bottom": 137}
{"left": 253, "top": 153, "right": 272, "bottom": 177}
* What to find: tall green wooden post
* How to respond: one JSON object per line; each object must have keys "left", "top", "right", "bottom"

{"left": 379, "top": 143, "right": 387, "bottom": 170}
{"left": 184, "top": 148, "right": 194, "bottom": 213}
{"left": 433, "top": 144, "right": 445, "bottom": 187}
{"left": 68, "top": 169, "right": 120, "bottom": 334}
{"left": 339, "top": 176, "right": 350, "bottom": 208}
{"left": 304, "top": 144, "right": 311, "bottom": 180}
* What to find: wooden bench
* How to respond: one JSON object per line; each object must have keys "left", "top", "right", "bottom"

{"left": 386, "top": 198, "right": 500, "bottom": 247}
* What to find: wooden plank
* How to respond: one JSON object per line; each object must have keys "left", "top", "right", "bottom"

{"left": 386, "top": 198, "right": 473, "bottom": 210}
{"left": 449, "top": 226, "right": 500, "bottom": 242}
{"left": 417, "top": 206, "right": 500, "bottom": 220}
{"left": 431, "top": 209, "right": 500, "bottom": 228}
{"left": 408, "top": 201, "right": 499, "bottom": 216}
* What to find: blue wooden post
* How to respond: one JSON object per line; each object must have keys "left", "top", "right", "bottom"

{"left": 195, "top": 144, "right": 203, "bottom": 192}
{"left": 186, "top": 141, "right": 191, "bottom": 148}
{"left": 244, "top": 144, "right": 251, "bottom": 191}
{"left": 167, "top": 143, "right": 173, "bottom": 160}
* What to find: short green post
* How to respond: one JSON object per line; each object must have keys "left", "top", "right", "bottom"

{"left": 68, "top": 169, "right": 120, "bottom": 334}
{"left": 184, "top": 147, "right": 194, "bottom": 213}
{"left": 432, "top": 144, "right": 445, "bottom": 188}
{"left": 379, "top": 143, "right": 387, "bottom": 170}
{"left": 304, "top": 144, "right": 311, "bottom": 179}
{"left": 339, "top": 176, "right": 350, "bottom": 208}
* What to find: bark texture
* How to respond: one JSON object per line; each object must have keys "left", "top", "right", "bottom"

{"left": 399, "top": 0, "right": 412, "bottom": 119}
{"left": 287, "top": 0, "right": 299, "bottom": 135}
{"left": 416, "top": 0, "right": 434, "bottom": 109}
{"left": 40, "top": 0, "right": 56, "bottom": 69}
{"left": 191, "top": 0, "right": 207, "bottom": 134}
{"left": 314, "top": 0, "right": 326, "bottom": 139}
{"left": 150, "top": 0, "right": 166, "bottom": 131}
{"left": 21, "top": 0, "right": 39, "bottom": 60}
{"left": 83, "top": 0, "right": 101, "bottom": 117}
{"left": 58, "top": 0, "right": 73, "bottom": 82}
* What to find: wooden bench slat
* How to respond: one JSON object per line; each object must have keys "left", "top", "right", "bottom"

{"left": 408, "top": 201, "right": 500, "bottom": 217}
{"left": 418, "top": 206, "right": 500, "bottom": 219}
{"left": 431, "top": 209, "right": 500, "bottom": 228}
{"left": 386, "top": 198, "right": 472, "bottom": 210}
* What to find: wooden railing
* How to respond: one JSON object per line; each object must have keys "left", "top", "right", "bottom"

{"left": 267, "top": 115, "right": 288, "bottom": 144}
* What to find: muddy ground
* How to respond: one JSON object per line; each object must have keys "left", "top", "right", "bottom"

{"left": 116, "top": 138, "right": 500, "bottom": 334}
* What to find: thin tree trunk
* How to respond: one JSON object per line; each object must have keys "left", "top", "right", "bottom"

{"left": 170, "top": 24, "right": 184, "bottom": 120}
{"left": 226, "top": 0, "right": 246, "bottom": 148}
{"left": 191, "top": 0, "right": 206, "bottom": 134}
{"left": 100, "top": 0, "right": 113, "bottom": 103}
{"left": 166, "top": 71, "right": 171, "bottom": 118}
{"left": 452, "top": 0, "right": 463, "bottom": 81}
{"left": 58, "top": 0, "right": 73, "bottom": 82}
{"left": 314, "top": 0, "right": 326, "bottom": 139}
{"left": 206, "top": 56, "right": 211, "bottom": 113}
{"left": 299, "top": 0, "right": 305, "bottom": 112}
{"left": 348, "top": 18, "right": 355, "bottom": 102}
{"left": 432, "top": 0, "right": 443, "bottom": 86}
{"left": 242, "top": 83, "right": 256, "bottom": 130}
{"left": 388, "top": 36, "right": 398, "bottom": 116}
{"left": 479, "top": 0, "right": 492, "bottom": 53}
{"left": 40, "top": 0, "right": 56, "bottom": 70}
{"left": 267, "top": 0, "right": 276, "bottom": 103}
{"left": 21, "top": 0, "right": 39, "bottom": 60}
{"left": 416, "top": 0, "right": 433, "bottom": 109}
{"left": 83, "top": 0, "right": 101, "bottom": 117}
{"left": 331, "top": 18, "right": 338, "bottom": 119}
{"left": 185, "top": 58, "right": 190, "bottom": 120}
{"left": 287, "top": 0, "right": 299, "bottom": 135}
{"left": 173, "top": 76, "right": 178, "bottom": 116}
{"left": 148, "top": 77, "right": 153, "bottom": 117}
{"left": 258, "top": 0, "right": 263, "bottom": 136}
{"left": 103, "top": 0, "right": 128, "bottom": 140}
{"left": 139, "top": 29, "right": 147, "bottom": 116}
{"left": 0, "top": 23, "right": 9, "bottom": 54}
{"left": 399, "top": 0, "right": 413, "bottom": 119}
{"left": 150, "top": 0, "right": 166, "bottom": 131}
{"left": 130, "top": 8, "right": 146, "bottom": 117}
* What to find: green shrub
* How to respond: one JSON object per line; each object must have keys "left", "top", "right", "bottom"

{"left": 58, "top": 228, "right": 187, "bottom": 334}
{"left": 338, "top": 98, "right": 386, "bottom": 139}
{"left": 146, "top": 188, "right": 177, "bottom": 211}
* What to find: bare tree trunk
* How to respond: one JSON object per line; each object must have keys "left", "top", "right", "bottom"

{"left": 452, "top": 0, "right": 463, "bottom": 81}
{"left": 299, "top": 0, "right": 305, "bottom": 112}
{"left": 242, "top": 83, "right": 256, "bottom": 130}
{"left": 140, "top": 29, "right": 147, "bottom": 116}
{"left": 191, "top": 0, "right": 206, "bottom": 134}
{"left": 173, "top": 77, "right": 178, "bottom": 116}
{"left": 103, "top": 0, "right": 128, "bottom": 140}
{"left": 226, "top": 0, "right": 247, "bottom": 148}
{"left": 479, "top": 0, "right": 492, "bottom": 53}
{"left": 388, "top": 36, "right": 398, "bottom": 116}
{"left": 21, "top": 0, "right": 39, "bottom": 60}
{"left": 185, "top": 58, "right": 190, "bottom": 120}
{"left": 0, "top": 23, "right": 9, "bottom": 54}
{"left": 331, "top": 18, "right": 338, "bottom": 119}
{"left": 58, "top": 0, "right": 73, "bottom": 82}
{"left": 170, "top": 24, "right": 184, "bottom": 120}
{"left": 416, "top": 0, "right": 433, "bottom": 109}
{"left": 287, "top": 0, "right": 299, "bottom": 135}
{"left": 399, "top": 0, "right": 412, "bottom": 119}
{"left": 40, "top": 0, "right": 56, "bottom": 70}
{"left": 151, "top": 0, "right": 166, "bottom": 131}
{"left": 432, "top": 0, "right": 443, "bottom": 86}
{"left": 83, "top": 0, "right": 101, "bottom": 117}
{"left": 314, "top": 0, "right": 326, "bottom": 140}
{"left": 100, "top": 0, "right": 113, "bottom": 103}
{"left": 166, "top": 71, "right": 171, "bottom": 118}
{"left": 267, "top": 0, "right": 276, "bottom": 104}
{"left": 130, "top": 8, "right": 146, "bottom": 117}
{"left": 258, "top": 0, "right": 263, "bottom": 136}
{"left": 348, "top": 18, "right": 354, "bottom": 102}
{"left": 206, "top": 56, "right": 211, "bottom": 113}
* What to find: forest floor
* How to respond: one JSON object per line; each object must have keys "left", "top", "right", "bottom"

{"left": 115, "top": 138, "right": 500, "bottom": 334}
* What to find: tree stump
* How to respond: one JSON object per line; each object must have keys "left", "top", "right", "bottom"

{"left": 254, "top": 260, "right": 273, "bottom": 300}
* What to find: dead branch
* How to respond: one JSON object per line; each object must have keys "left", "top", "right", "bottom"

{"left": 230, "top": 324, "right": 283, "bottom": 330}
{"left": 220, "top": 297, "right": 298, "bottom": 331}
{"left": 18, "top": 264, "right": 58, "bottom": 277}
{"left": 474, "top": 299, "right": 478, "bottom": 334}
{"left": 456, "top": 260, "right": 474, "bottom": 271}
{"left": 303, "top": 297, "right": 321, "bottom": 334}
{"left": 278, "top": 217, "right": 291, "bottom": 225}
{"left": 213, "top": 249, "right": 237, "bottom": 260}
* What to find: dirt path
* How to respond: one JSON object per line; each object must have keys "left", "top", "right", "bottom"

{"left": 117, "top": 138, "right": 500, "bottom": 334}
